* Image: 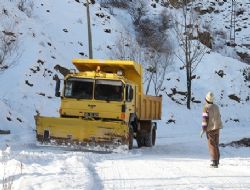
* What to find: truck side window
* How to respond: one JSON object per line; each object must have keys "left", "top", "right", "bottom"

{"left": 126, "top": 85, "right": 133, "bottom": 102}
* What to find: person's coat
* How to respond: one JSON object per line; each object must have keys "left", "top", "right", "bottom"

{"left": 203, "top": 103, "right": 223, "bottom": 132}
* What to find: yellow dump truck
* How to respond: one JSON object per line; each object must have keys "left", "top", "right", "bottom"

{"left": 35, "top": 59, "right": 162, "bottom": 149}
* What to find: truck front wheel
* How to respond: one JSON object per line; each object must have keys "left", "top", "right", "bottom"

{"left": 128, "top": 126, "right": 134, "bottom": 150}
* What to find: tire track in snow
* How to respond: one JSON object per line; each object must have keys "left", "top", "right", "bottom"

{"left": 82, "top": 153, "right": 104, "bottom": 190}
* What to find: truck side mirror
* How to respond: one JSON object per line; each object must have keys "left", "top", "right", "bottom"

{"left": 55, "top": 79, "right": 61, "bottom": 97}
{"left": 129, "top": 87, "right": 133, "bottom": 100}
{"left": 125, "top": 85, "right": 129, "bottom": 101}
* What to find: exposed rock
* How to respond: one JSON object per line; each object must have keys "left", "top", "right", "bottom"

{"left": 194, "top": 6, "right": 215, "bottom": 15}
{"left": 166, "top": 119, "right": 175, "bottom": 124}
{"left": 215, "top": 69, "right": 226, "bottom": 78}
{"left": 151, "top": 3, "right": 156, "bottom": 8}
{"left": 191, "top": 97, "right": 201, "bottom": 104}
{"left": 198, "top": 31, "right": 212, "bottom": 49}
{"left": 25, "top": 80, "right": 34, "bottom": 87}
{"left": 2, "top": 30, "right": 16, "bottom": 37}
{"left": 170, "top": 88, "right": 187, "bottom": 96}
{"left": 37, "top": 59, "right": 44, "bottom": 65}
{"left": 237, "top": 51, "right": 250, "bottom": 64}
{"left": 0, "top": 130, "right": 10, "bottom": 134}
{"left": 226, "top": 41, "right": 237, "bottom": 47}
{"left": 220, "top": 138, "right": 250, "bottom": 147}
{"left": 63, "top": 28, "right": 68, "bottom": 33}
{"left": 236, "top": 9, "right": 245, "bottom": 16}
{"left": 228, "top": 94, "right": 241, "bottom": 103}
{"left": 38, "top": 92, "right": 46, "bottom": 96}
{"left": 235, "top": 28, "right": 242, "bottom": 32}
{"left": 54, "top": 64, "right": 70, "bottom": 76}
{"left": 104, "top": 29, "right": 111, "bottom": 33}
{"left": 17, "top": 118, "right": 23, "bottom": 123}
{"left": 96, "top": 12, "right": 105, "bottom": 18}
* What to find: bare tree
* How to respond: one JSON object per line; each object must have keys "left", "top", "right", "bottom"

{"left": 140, "top": 17, "right": 174, "bottom": 96}
{"left": 0, "top": 30, "right": 19, "bottom": 73}
{"left": 111, "top": 9, "right": 173, "bottom": 95}
{"left": 109, "top": 32, "right": 144, "bottom": 63}
{"left": 174, "top": 0, "right": 207, "bottom": 109}
{"left": 144, "top": 43, "right": 173, "bottom": 96}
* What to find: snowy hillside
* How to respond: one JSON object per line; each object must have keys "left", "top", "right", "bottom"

{"left": 0, "top": 0, "right": 125, "bottom": 145}
{"left": 0, "top": 0, "right": 250, "bottom": 190}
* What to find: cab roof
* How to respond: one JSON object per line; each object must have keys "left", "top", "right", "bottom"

{"left": 72, "top": 59, "right": 142, "bottom": 77}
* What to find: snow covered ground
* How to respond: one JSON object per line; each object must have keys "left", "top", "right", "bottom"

{"left": 0, "top": 0, "right": 250, "bottom": 189}
{"left": 1, "top": 114, "right": 250, "bottom": 190}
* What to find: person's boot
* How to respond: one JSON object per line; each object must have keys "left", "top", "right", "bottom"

{"left": 210, "top": 160, "right": 218, "bottom": 168}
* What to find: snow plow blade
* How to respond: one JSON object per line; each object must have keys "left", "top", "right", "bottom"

{"left": 35, "top": 116, "right": 129, "bottom": 146}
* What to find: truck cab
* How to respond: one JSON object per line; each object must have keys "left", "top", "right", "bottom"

{"left": 59, "top": 69, "right": 136, "bottom": 124}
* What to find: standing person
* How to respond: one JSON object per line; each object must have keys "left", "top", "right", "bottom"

{"left": 200, "top": 91, "right": 223, "bottom": 168}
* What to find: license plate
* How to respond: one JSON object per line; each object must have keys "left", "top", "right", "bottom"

{"left": 84, "top": 112, "right": 99, "bottom": 118}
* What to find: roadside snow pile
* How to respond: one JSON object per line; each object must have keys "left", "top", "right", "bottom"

{"left": 0, "top": 145, "right": 97, "bottom": 190}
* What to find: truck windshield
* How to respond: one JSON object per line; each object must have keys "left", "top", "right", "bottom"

{"left": 94, "top": 80, "right": 123, "bottom": 101}
{"left": 64, "top": 78, "right": 93, "bottom": 99}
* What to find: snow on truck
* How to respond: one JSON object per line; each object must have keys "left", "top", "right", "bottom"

{"left": 35, "top": 59, "right": 162, "bottom": 149}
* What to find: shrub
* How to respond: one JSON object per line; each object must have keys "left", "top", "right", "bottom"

{"left": 17, "top": 0, "right": 34, "bottom": 17}
{"left": 0, "top": 30, "right": 19, "bottom": 73}
{"left": 99, "top": 0, "right": 130, "bottom": 9}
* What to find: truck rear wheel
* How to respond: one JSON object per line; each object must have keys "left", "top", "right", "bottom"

{"left": 136, "top": 133, "right": 144, "bottom": 148}
{"left": 152, "top": 128, "right": 156, "bottom": 146}
{"left": 144, "top": 130, "right": 153, "bottom": 147}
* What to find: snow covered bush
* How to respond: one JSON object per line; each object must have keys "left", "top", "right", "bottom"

{"left": 168, "top": 0, "right": 192, "bottom": 8}
{"left": 128, "top": 0, "right": 147, "bottom": 25}
{"left": 243, "top": 67, "right": 250, "bottom": 81}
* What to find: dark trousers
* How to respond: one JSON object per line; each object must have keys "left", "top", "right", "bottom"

{"left": 206, "top": 129, "right": 220, "bottom": 162}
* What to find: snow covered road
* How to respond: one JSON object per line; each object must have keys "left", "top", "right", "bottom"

{"left": 1, "top": 137, "right": 250, "bottom": 190}
{"left": 95, "top": 151, "right": 250, "bottom": 190}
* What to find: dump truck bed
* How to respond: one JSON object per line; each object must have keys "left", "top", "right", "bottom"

{"left": 139, "top": 95, "right": 162, "bottom": 120}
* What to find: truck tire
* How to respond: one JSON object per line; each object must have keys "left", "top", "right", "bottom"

{"left": 144, "top": 130, "right": 153, "bottom": 147}
{"left": 136, "top": 133, "right": 144, "bottom": 148}
{"left": 128, "top": 126, "right": 134, "bottom": 150}
{"left": 152, "top": 128, "right": 156, "bottom": 146}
